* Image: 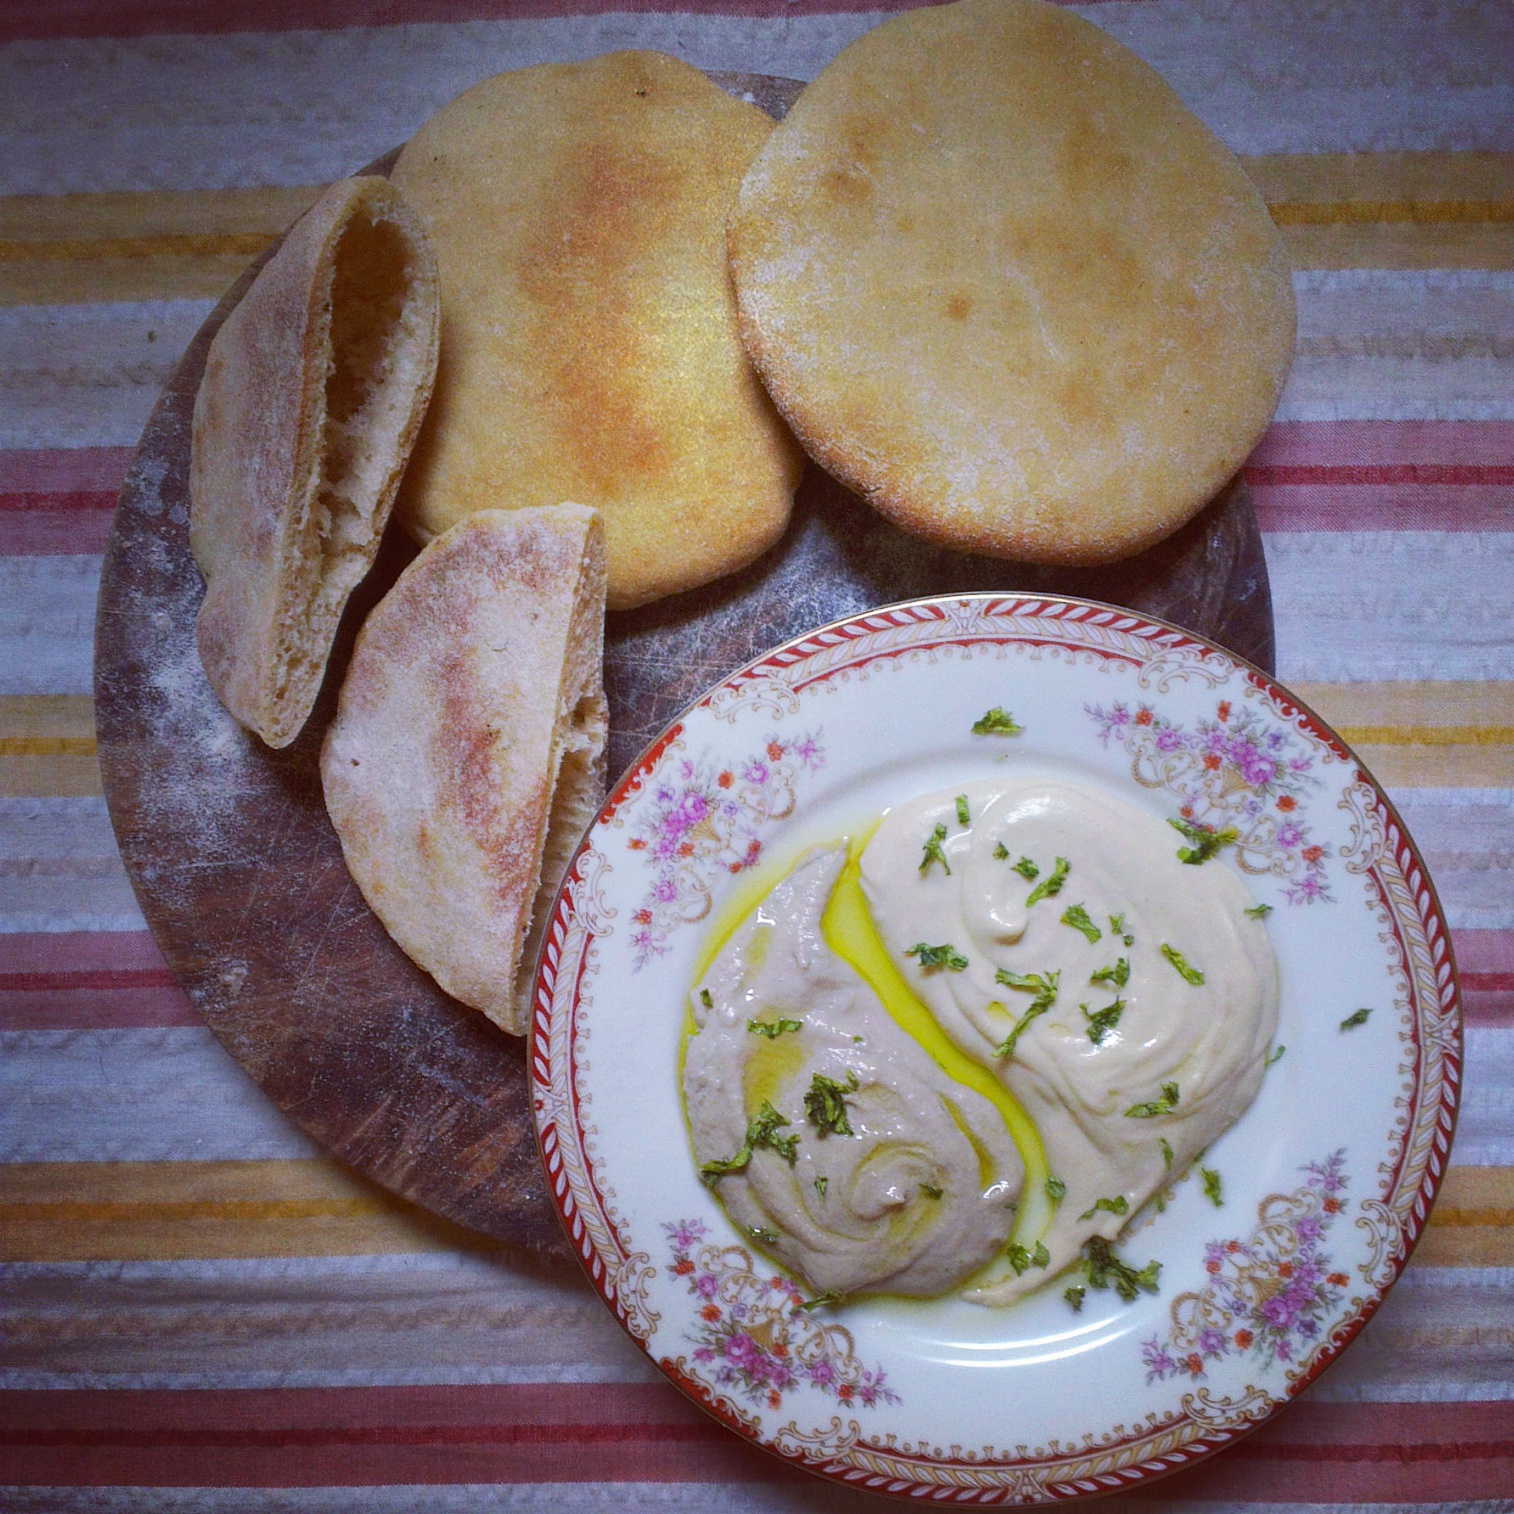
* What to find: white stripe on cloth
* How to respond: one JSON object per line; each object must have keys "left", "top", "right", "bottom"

{"left": 0, "top": 1, "right": 1509, "bottom": 196}
{"left": 0, "top": 301, "right": 213, "bottom": 452}
{"left": 1268, "top": 531, "right": 1514, "bottom": 686}
{"left": 1279, "top": 271, "right": 1514, "bottom": 424}
{"left": 0, "top": 797, "right": 143, "bottom": 933}
{"left": 0, "top": 1027, "right": 319, "bottom": 1160}
{"left": 0, "top": 556, "right": 102, "bottom": 698}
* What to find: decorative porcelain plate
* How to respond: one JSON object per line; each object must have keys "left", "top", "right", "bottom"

{"left": 530, "top": 594, "right": 1460, "bottom": 1503}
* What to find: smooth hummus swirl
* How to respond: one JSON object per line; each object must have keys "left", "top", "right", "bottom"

{"left": 861, "top": 778, "right": 1279, "bottom": 1305}
{"left": 685, "top": 843, "right": 1024, "bottom": 1297}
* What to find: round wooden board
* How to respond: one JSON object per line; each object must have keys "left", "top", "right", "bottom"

{"left": 93, "top": 71, "right": 1274, "bottom": 1263}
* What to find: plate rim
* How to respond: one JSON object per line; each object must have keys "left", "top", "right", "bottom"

{"left": 529, "top": 588, "right": 1463, "bottom": 1503}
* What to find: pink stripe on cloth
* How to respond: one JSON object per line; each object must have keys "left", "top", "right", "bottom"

{"left": 0, "top": 449, "right": 134, "bottom": 494}
{"left": 1252, "top": 421, "right": 1514, "bottom": 469}
{"left": 1248, "top": 481, "right": 1512, "bottom": 531}
{"left": 1, "top": 0, "right": 1146, "bottom": 44}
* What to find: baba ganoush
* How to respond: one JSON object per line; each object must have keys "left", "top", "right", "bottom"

{"left": 684, "top": 775, "right": 1279, "bottom": 1306}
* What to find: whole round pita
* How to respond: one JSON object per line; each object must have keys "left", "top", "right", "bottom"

{"left": 391, "top": 51, "right": 804, "bottom": 610}
{"left": 727, "top": 0, "right": 1295, "bottom": 566}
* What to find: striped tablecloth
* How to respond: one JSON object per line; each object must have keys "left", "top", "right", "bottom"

{"left": 3, "top": 2, "right": 1510, "bottom": 1508}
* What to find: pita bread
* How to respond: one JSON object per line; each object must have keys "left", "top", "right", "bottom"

{"left": 727, "top": 0, "right": 1295, "bottom": 565}
{"left": 320, "top": 505, "right": 608, "bottom": 1037}
{"left": 190, "top": 175, "right": 440, "bottom": 747}
{"left": 389, "top": 51, "right": 805, "bottom": 610}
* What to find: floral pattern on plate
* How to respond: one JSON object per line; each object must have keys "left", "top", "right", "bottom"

{"left": 1142, "top": 1151, "right": 1351, "bottom": 1384}
{"left": 626, "top": 732, "right": 825, "bottom": 967}
{"left": 1087, "top": 697, "right": 1333, "bottom": 903}
{"left": 666, "top": 1219, "right": 900, "bottom": 1412}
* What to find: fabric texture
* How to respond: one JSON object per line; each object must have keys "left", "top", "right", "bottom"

{"left": 1, "top": 1, "right": 1510, "bottom": 1507}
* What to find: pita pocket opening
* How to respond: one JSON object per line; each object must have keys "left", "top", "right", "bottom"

{"left": 190, "top": 175, "right": 441, "bottom": 748}
{"left": 320, "top": 505, "right": 609, "bottom": 1036}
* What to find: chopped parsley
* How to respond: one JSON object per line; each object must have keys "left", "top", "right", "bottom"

{"left": 747, "top": 1017, "right": 802, "bottom": 1038}
{"left": 993, "top": 969, "right": 1059, "bottom": 1059}
{"left": 1340, "top": 1007, "right": 1373, "bottom": 1030}
{"left": 955, "top": 794, "right": 971, "bottom": 826}
{"left": 1168, "top": 816, "right": 1239, "bottom": 865}
{"left": 1060, "top": 903, "right": 1101, "bottom": 943}
{"left": 1011, "top": 855, "right": 1040, "bottom": 880}
{"left": 972, "top": 707, "right": 1023, "bottom": 736}
{"left": 1090, "top": 957, "right": 1130, "bottom": 988}
{"left": 700, "top": 1099, "right": 798, "bottom": 1181}
{"left": 919, "top": 822, "right": 951, "bottom": 877}
{"left": 814, "top": 1176, "right": 828, "bottom": 1198}
{"left": 920, "top": 1182, "right": 944, "bottom": 1200}
{"left": 1200, "top": 1166, "right": 1223, "bottom": 1207}
{"left": 799, "top": 1289, "right": 844, "bottom": 1312}
{"left": 993, "top": 841, "right": 1010, "bottom": 860}
{"left": 745, "top": 1225, "right": 779, "bottom": 1244}
{"left": 1125, "top": 1081, "right": 1180, "bottom": 1119}
{"left": 987, "top": 981, "right": 1059, "bottom": 1053}
{"left": 1045, "top": 1176, "right": 1067, "bottom": 1201}
{"left": 1079, "top": 1194, "right": 1129, "bottom": 1221}
{"left": 1161, "top": 943, "right": 1205, "bottom": 985}
{"left": 1245, "top": 902, "right": 1274, "bottom": 919}
{"left": 1005, "top": 1240, "right": 1050, "bottom": 1275}
{"left": 804, "top": 1071, "right": 859, "bottom": 1136}
{"left": 1082, "top": 997, "right": 1125, "bottom": 1045}
{"left": 1064, "top": 1286, "right": 1086, "bottom": 1312}
{"left": 1108, "top": 913, "right": 1135, "bottom": 946}
{"left": 906, "top": 941, "right": 969, "bottom": 971}
{"left": 1025, "top": 856, "right": 1069, "bottom": 906}
{"left": 1159, "top": 1136, "right": 1174, "bottom": 1170}
{"left": 1265, "top": 1043, "right": 1286, "bottom": 1066}
{"left": 699, "top": 988, "right": 713, "bottom": 1008}
{"left": 1078, "top": 1236, "right": 1161, "bottom": 1303}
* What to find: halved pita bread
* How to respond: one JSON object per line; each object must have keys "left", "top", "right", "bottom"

{"left": 190, "top": 175, "right": 440, "bottom": 747}
{"left": 320, "top": 505, "right": 608, "bottom": 1036}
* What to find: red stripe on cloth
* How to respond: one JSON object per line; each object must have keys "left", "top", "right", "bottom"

{"left": 1252, "top": 421, "right": 1514, "bottom": 469}
{"left": 0, "top": 1389, "right": 1508, "bottom": 1496}
{"left": 0, "top": 933, "right": 195, "bottom": 1029}
{"left": 0, "top": 449, "right": 134, "bottom": 495}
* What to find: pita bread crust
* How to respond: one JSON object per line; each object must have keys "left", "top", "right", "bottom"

{"left": 320, "top": 506, "right": 608, "bottom": 1037}
{"left": 390, "top": 51, "right": 804, "bottom": 611}
{"left": 190, "top": 175, "right": 440, "bottom": 747}
{"left": 727, "top": 0, "right": 1295, "bottom": 566}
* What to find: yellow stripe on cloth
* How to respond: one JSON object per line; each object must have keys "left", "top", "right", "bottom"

{"left": 1412, "top": 1166, "right": 1514, "bottom": 1269}
{"left": 3, "top": 154, "right": 1513, "bottom": 304}
{"left": 0, "top": 185, "right": 323, "bottom": 305}
{"left": 0, "top": 1158, "right": 1503, "bottom": 1265}
{"left": 1291, "top": 682, "right": 1514, "bottom": 787}
{"left": 1249, "top": 151, "right": 1514, "bottom": 269}
{"left": 0, "top": 695, "right": 100, "bottom": 797}
{"left": 0, "top": 1159, "right": 500, "bottom": 1261}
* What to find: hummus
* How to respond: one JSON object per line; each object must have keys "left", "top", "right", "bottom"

{"left": 862, "top": 778, "right": 1279, "bottom": 1304}
{"left": 684, "top": 843, "right": 1024, "bottom": 1297}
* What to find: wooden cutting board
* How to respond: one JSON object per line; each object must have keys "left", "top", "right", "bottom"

{"left": 93, "top": 72, "right": 1274, "bottom": 1264}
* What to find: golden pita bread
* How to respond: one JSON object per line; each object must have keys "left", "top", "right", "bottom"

{"left": 190, "top": 175, "right": 440, "bottom": 747}
{"left": 727, "top": 0, "right": 1295, "bottom": 566}
{"left": 390, "top": 50, "right": 804, "bottom": 611}
{"left": 320, "top": 505, "right": 608, "bottom": 1037}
